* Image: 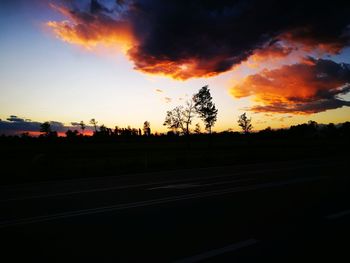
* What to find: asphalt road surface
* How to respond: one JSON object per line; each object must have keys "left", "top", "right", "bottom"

{"left": 1, "top": 158, "right": 350, "bottom": 262}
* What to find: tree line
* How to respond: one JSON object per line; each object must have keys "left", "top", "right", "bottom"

{"left": 1, "top": 85, "right": 350, "bottom": 140}
{"left": 8, "top": 119, "right": 350, "bottom": 141}
{"left": 38, "top": 120, "right": 153, "bottom": 139}
{"left": 37, "top": 85, "right": 220, "bottom": 138}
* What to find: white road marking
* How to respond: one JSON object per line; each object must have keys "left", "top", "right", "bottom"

{"left": 0, "top": 177, "right": 250, "bottom": 202}
{"left": 173, "top": 239, "right": 259, "bottom": 263}
{"left": 325, "top": 209, "right": 350, "bottom": 220}
{"left": 147, "top": 178, "right": 249, "bottom": 190}
{"left": 0, "top": 176, "right": 326, "bottom": 228}
{"left": 148, "top": 183, "right": 200, "bottom": 190}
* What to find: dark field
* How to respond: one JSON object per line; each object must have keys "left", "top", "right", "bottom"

{"left": 1, "top": 134, "right": 349, "bottom": 185}
{"left": 1, "top": 132, "right": 350, "bottom": 262}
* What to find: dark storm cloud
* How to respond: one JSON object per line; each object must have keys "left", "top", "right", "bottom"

{"left": 129, "top": 0, "right": 350, "bottom": 66}
{"left": 0, "top": 116, "right": 72, "bottom": 135}
{"left": 7, "top": 115, "right": 25, "bottom": 122}
{"left": 0, "top": 116, "right": 42, "bottom": 134}
{"left": 90, "top": 0, "right": 111, "bottom": 13}
{"left": 46, "top": 0, "right": 350, "bottom": 114}
{"left": 48, "top": 0, "right": 350, "bottom": 79}
{"left": 49, "top": 121, "right": 66, "bottom": 131}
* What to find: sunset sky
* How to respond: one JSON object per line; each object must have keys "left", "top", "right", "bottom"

{"left": 1, "top": 0, "right": 350, "bottom": 135}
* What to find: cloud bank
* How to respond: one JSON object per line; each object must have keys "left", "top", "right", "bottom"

{"left": 0, "top": 116, "right": 93, "bottom": 136}
{"left": 47, "top": 0, "right": 350, "bottom": 114}
{"left": 231, "top": 58, "right": 350, "bottom": 114}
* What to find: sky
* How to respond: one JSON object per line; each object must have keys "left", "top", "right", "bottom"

{"left": 1, "top": 0, "right": 350, "bottom": 135}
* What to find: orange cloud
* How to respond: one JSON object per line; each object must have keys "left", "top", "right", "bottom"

{"left": 231, "top": 58, "right": 350, "bottom": 114}
{"left": 128, "top": 52, "right": 232, "bottom": 80}
{"left": 248, "top": 43, "right": 295, "bottom": 65}
{"left": 47, "top": 4, "right": 135, "bottom": 51}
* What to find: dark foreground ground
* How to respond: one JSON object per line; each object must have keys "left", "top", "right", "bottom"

{"left": 1, "top": 135, "right": 349, "bottom": 184}
{"left": 1, "top": 156, "right": 350, "bottom": 262}
{"left": 0, "top": 136, "right": 349, "bottom": 262}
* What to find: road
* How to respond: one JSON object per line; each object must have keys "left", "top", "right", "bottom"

{"left": 1, "top": 158, "right": 350, "bottom": 262}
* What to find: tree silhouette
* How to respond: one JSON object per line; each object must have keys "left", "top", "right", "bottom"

{"left": 308, "top": 120, "right": 318, "bottom": 130}
{"left": 90, "top": 118, "right": 98, "bottom": 133}
{"left": 193, "top": 86, "right": 218, "bottom": 134}
{"left": 114, "top": 126, "right": 120, "bottom": 136}
{"left": 325, "top": 122, "right": 337, "bottom": 137}
{"left": 340, "top": 121, "right": 350, "bottom": 137}
{"left": 182, "top": 100, "right": 196, "bottom": 135}
{"left": 40, "top": 122, "right": 52, "bottom": 136}
{"left": 79, "top": 121, "right": 86, "bottom": 135}
{"left": 163, "top": 100, "right": 196, "bottom": 135}
{"left": 194, "top": 123, "right": 201, "bottom": 134}
{"left": 98, "top": 125, "right": 113, "bottom": 137}
{"left": 66, "top": 129, "right": 79, "bottom": 138}
{"left": 143, "top": 121, "right": 151, "bottom": 136}
{"left": 238, "top": 113, "right": 253, "bottom": 134}
{"left": 164, "top": 106, "right": 185, "bottom": 134}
